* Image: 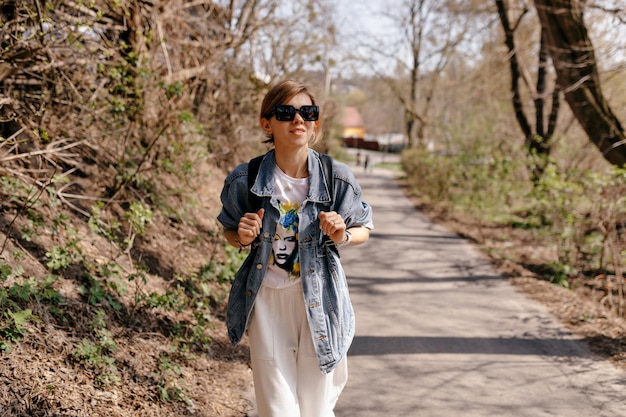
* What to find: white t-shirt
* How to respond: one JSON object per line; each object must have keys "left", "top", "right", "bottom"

{"left": 262, "top": 166, "right": 308, "bottom": 289}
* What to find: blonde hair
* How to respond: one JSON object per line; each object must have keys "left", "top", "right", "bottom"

{"left": 260, "top": 79, "right": 322, "bottom": 145}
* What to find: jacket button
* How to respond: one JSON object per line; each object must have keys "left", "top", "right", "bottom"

{"left": 246, "top": 290, "right": 253, "bottom": 297}
{"left": 263, "top": 232, "right": 270, "bottom": 238}
{"left": 256, "top": 263, "right": 263, "bottom": 270}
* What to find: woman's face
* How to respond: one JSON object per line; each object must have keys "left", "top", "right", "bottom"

{"left": 273, "top": 224, "right": 297, "bottom": 266}
{"left": 261, "top": 93, "right": 318, "bottom": 151}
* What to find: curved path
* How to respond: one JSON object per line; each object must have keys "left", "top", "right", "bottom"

{"left": 335, "top": 160, "right": 626, "bottom": 417}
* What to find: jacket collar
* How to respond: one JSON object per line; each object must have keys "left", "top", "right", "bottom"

{"left": 250, "top": 149, "right": 332, "bottom": 204}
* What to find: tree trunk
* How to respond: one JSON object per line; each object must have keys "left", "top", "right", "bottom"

{"left": 495, "top": 0, "right": 559, "bottom": 181}
{"left": 534, "top": 0, "right": 626, "bottom": 167}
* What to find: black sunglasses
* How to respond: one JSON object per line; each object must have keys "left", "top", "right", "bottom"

{"left": 265, "top": 105, "right": 319, "bottom": 122}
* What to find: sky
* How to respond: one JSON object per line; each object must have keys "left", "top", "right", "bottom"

{"left": 333, "top": 0, "right": 405, "bottom": 76}
{"left": 335, "top": 0, "right": 401, "bottom": 44}
{"left": 336, "top": 0, "right": 384, "bottom": 33}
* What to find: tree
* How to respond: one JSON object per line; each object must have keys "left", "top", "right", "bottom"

{"left": 245, "top": 0, "right": 339, "bottom": 83}
{"left": 534, "top": 0, "right": 626, "bottom": 167}
{"left": 392, "top": 0, "right": 469, "bottom": 149}
{"left": 495, "top": 0, "right": 561, "bottom": 181}
{"left": 344, "top": 0, "right": 470, "bottom": 149}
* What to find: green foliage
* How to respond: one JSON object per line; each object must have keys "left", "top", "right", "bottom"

{"left": 89, "top": 200, "right": 153, "bottom": 255}
{"left": 545, "top": 262, "right": 575, "bottom": 288}
{"left": 125, "top": 201, "right": 152, "bottom": 235}
{"left": 401, "top": 149, "right": 455, "bottom": 203}
{"left": 139, "top": 287, "right": 186, "bottom": 312}
{"left": 105, "top": 55, "right": 143, "bottom": 120}
{"left": 0, "top": 260, "right": 59, "bottom": 351}
{"left": 0, "top": 263, "right": 60, "bottom": 307}
{"left": 0, "top": 176, "right": 36, "bottom": 206}
{"left": 0, "top": 263, "right": 11, "bottom": 280}
{"left": 402, "top": 147, "right": 626, "bottom": 292}
{"left": 200, "top": 245, "right": 248, "bottom": 286}
{"left": 401, "top": 148, "right": 529, "bottom": 219}
{"left": 21, "top": 210, "right": 46, "bottom": 242}
{"left": 46, "top": 242, "right": 79, "bottom": 271}
{"left": 73, "top": 309, "right": 120, "bottom": 386}
{"left": 0, "top": 309, "right": 39, "bottom": 351}
{"left": 152, "top": 353, "right": 191, "bottom": 404}
{"left": 125, "top": 243, "right": 247, "bottom": 352}
{"left": 77, "top": 273, "right": 122, "bottom": 311}
{"left": 88, "top": 202, "right": 121, "bottom": 242}
{"left": 530, "top": 163, "right": 586, "bottom": 269}
{"left": 158, "top": 81, "right": 185, "bottom": 99}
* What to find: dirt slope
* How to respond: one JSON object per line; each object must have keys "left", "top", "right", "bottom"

{"left": 0, "top": 157, "right": 255, "bottom": 416}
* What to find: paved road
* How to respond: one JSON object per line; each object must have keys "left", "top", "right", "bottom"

{"left": 335, "top": 161, "right": 626, "bottom": 417}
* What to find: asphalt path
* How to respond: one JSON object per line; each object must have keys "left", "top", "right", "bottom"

{"left": 335, "top": 157, "right": 626, "bottom": 417}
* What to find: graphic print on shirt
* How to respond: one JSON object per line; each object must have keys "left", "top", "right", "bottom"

{"left": 271, "top": 200, "right": 300, "bottom": 280}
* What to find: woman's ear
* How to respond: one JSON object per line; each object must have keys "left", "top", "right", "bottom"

{"left": 260, "top": 118, "right": 272, "bottom": 134}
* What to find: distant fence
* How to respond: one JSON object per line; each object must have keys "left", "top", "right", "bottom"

{"left": 342, "top": 137, "right": 380, "bottom": 151}
{"left": 342, "top": 137, "right": 407, "bottom": 153}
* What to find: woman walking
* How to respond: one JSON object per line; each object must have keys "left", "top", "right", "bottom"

{"left": 217, "top": 79, "right": 373, "bottom": 417}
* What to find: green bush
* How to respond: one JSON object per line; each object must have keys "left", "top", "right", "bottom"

{"left": 402, "top": 148, "right": 626, "bottom": 293}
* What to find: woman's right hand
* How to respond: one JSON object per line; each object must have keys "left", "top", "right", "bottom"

{"left": 237, "top": 208, "right": 265, "bottom": 246}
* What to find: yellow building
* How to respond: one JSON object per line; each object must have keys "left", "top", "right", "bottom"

{"left": 341, "top": 106, "right": 365, "bottom": 147}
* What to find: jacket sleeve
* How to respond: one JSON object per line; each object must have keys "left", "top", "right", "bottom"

{"left": 332, "top": 162, "right": 374, "bottom": 230}
{"left": 217, "top": 164, "right": 250, "bottom": 231}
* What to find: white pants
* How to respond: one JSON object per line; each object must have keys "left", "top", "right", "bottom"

{"left": 248, "top": 283, "right": 348, "bottom": 417}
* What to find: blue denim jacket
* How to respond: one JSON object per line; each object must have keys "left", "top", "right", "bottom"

{"left": 217, "top": 149, "right": 373, "bottom": 373}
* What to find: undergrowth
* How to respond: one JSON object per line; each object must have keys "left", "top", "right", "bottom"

{"left": 0, "top": 192, "right": 248, "bottom": 401}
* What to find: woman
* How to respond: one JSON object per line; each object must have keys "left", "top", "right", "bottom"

{"left": 217, "top": 79, "right": 373, "bottom": 417}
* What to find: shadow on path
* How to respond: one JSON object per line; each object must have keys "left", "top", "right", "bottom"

{"left": 349, "top": 335, "right": 592, "bottom": 357}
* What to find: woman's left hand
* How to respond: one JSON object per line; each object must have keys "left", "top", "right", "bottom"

{"left": 319, "top": 211, "right": 346, "bottom": 245}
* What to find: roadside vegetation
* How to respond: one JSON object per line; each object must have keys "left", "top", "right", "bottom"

{"left": 403, "top": 147, "right": 626, "bottom": 292}
{"left": 401, "top": 145, "right": 626, "bottom": 366}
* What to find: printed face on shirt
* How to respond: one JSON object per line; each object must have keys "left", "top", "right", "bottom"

{"left": 273, "top": 224, "right": 296, "bottom": 266}
{"left": 272, "top": 201, "right": 300, "bottom": 279}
